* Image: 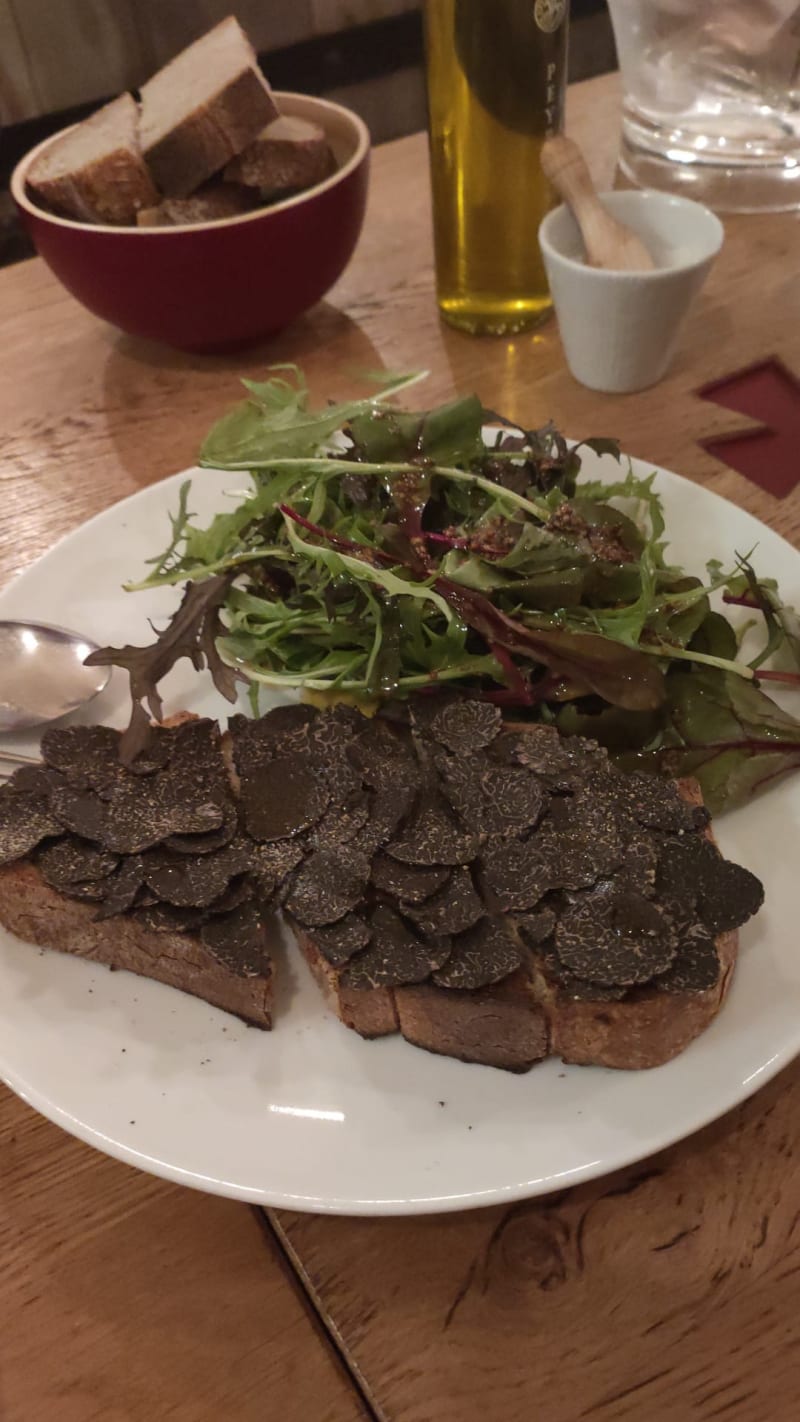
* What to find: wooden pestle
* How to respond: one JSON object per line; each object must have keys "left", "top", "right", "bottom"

{"left": 541, "top": 135, "right": 655, "bottom": 272}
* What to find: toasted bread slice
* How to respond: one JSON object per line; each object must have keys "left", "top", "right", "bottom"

{"left": 27, "top": 93, "right": 158, "bottom": 225}
{"left": 394, "top": 971, "right": 549, "bottom": 1072}
{"left": 0, "top": 860, "right": 272, "bottom": 1028}
{"left": 224, "top": 114, "right": 335, "bottom": 196}
{"left": 294, "top": 778, "right": 738, "bottom": 1072}
{"left": 292, "top": 920, "right": 397, "bottom": 1037}
{"left": 136, "top": 180, "right": 257, "bottom": 228}
{"left": 139, "top": 16, "right": 280, "bottom": 196}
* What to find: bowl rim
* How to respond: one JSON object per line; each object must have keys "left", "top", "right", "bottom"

{"left": 11, "top": 90, "right": 370, "bottom": 236}
{"left": 539, "top": 189, "right": 725, "bottom": 280}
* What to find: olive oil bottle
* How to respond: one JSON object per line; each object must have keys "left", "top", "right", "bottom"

{"left": 424, "top": 0, "right": 569, "bottom": 335}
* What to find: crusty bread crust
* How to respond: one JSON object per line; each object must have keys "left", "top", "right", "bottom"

{"left": 394, "top": 971, "right": 548, "bottom": 1072}
{"left": 291, "top": 920, "right": 397, "bottom": 1037}
{"left": 0, "top": 860, "right": 272, "bottom": 1029}
{"left": 136, "top": 181, "right": 256, "bottom": 228}
{"left": 224, "top": 117, "right": 334, "bottom": 194}
{"left": 141, "top": 68, "right": 279, "bottom": 197}
{"left": 27, "top": 95, "right": 158, "bottom": 225}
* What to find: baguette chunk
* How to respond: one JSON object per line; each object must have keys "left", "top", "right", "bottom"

{"left": 136, "top": 180, "right": 257, "bottom": 228}
{"left": 224, "top": 114, "right": 335, "bottom": 196}
{"left": 27, "top": 93, "right": 158, "bottom": 225}
{"left": 139, "top": 16, "right": 280, "bottom": 196}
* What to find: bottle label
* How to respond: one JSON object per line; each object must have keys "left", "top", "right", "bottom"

{"left": 534, "top": 0, "right": 566, "bottom": 33}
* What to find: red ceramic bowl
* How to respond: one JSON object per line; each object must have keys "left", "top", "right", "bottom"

{"left": 12, "top": 92, "right": 370, "bottom": 354}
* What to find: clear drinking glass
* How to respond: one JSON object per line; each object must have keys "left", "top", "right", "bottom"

{"left": 607, "top": 0, "right": 800, "bottom": 211}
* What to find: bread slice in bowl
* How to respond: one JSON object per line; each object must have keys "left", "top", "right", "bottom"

{"left": 224, "top": 114, "right": 335, "bottom": 197}
{"left": 138, "top": 16, "right": 280, "bottom": 196}
{"left": 27, "top": 93, "right": 158, "bottom": 225}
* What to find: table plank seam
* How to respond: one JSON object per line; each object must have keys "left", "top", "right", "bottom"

{"left": 255, "top": 1207, "right": 383, "bottom": 1422}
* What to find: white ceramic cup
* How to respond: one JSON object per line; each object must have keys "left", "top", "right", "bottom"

{"left": 538, "top": 190, "right": 724, "bottom": 394}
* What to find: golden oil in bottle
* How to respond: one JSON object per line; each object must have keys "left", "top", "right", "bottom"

{"left": 424, "top": 0, "right": 569, "bottom": 335}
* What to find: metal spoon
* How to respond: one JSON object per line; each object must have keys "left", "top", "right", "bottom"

{"left": 0, "top": 619, "right": 110, "bottom": 732}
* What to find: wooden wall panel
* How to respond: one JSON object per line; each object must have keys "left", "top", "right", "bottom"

{"left": 133, "top": 0, "right": 315, "bottom": 76}
{"left": 0, "top": 1, "right": 42, "bottom": 124}
{"left": 7, "top": 0, "right": 147, "bottom": 114}
{"left": 1, "top": 0, "right": 422, "bottom": 123}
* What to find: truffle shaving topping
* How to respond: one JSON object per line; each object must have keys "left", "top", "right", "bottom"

{"left": 0, "top": 700, "right": 764, "bottom": 999}
{"left": 240, "top": 752, "right": 329, "bottom": 841}
{"left": 405, "top": 867, "right": 483, "bottom": 937}
{"left": 200, "top": 903, "right": 270, "bottom": 977}
{"left": 284, "top": 847, "right": 371, "bottom": 927}
{"left": 555, "top": 884, "right": 677, "bottom": 986}
{"left": 371, "top": 855, "right": 449, "bottom": 905}
{"left": 342, "top": 906, "right": 450, "bottom": 988}
{"left": 305, "top": 914, "right": 371, "bottom": 966}
{"left": 433, "top": 919, "right": 523, "bottom": 990}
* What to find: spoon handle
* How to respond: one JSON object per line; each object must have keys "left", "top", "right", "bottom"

{"left": 0, "top": 748, "right": 40, "bottom": 766}
{"left": 541, "top": 135, "right": 655, "bottom": 273}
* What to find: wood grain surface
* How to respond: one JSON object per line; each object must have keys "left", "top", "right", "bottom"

{"left": 1, "top": 71, "right": 799, "bottom": 1422}
{"left": 272, "top": 1060, "right": 800, "bottom": 1422}
{"left": 0, "top": 1089, "right": 368, "bottom": 1422}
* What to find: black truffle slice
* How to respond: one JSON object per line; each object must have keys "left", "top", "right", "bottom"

{"left": 370, "top": 855, "right": 449, "bottom": 904}
{"left": 306, "top": 914, "right": 371, "bottom": 966}
{"left": 307, "top": 797, "right": 370, "bottom": 850}
{"left": 515, "top": 907, "right": 556, "bottom": 946}
{"left": 41, "top": 724, "right": 124, "bottom": 791}
{"left": 695, "top": 855, "right": 764, "bottom": 935}
{"left": 657, "top": 836, "right": 764, "bottom": 933}
{"left": 101, "top": 775, "right": 226, "bottom": 854}
{"left": 437, "top": 751, "right": 485, "bottom": 824}
{"left": 352, "top": 784, "right": 418, "bottom": 858}
{"left": 8, "top": 764, "right": 62, "bottom": 796}
{"left": 142, "top": 841, "right": 251, "bottom": 908}
{"left": 0, "top": 781, "right": 63, "bottom": 865}
{"left": 166, "top": 803, "right": 239, "bottom": 855}
{"left": 37, "top": 836, "right": 118, "bottom": 889}
{"left": 93, "top": 856, "right": 147, "bottom": 918}
{"left": 341, "top": 906, "right": 450, "bottom": 988}
{"left": 240, "top": 752, "right": 329, "bottom": 842}
{"left": 229, "top": 705, "right": 315, "bottom": 772}
{"left": 307, "top": 706, "right": 363, "bottom": 760}
{"left": 347, "top": 718, "right": 422, "bottom": 791}
{"left": 611, "top": 769, "right": 699, "bottom": 835}
{"left": 284, "top": 847, "right": 370, "bottom": 927}
{"left": 247, "top": 838, "right": 306, "bottom": 901}
{"left": 618, "top": 835, "right": 658, "bottom": 896}
{"left": 200, "top": 902, "right": 270, "bottom": 976}
{"left": 135, "top": 876, "right": 256, "bottom": 935}
{"left": 556, "top": 884, "right": 677, "bottom": 986}
{"left": 386, "top": 795, "right": 479, "bottom": 867}
{"left": 656, "top": 930, "right": 721, "bottom": 993}
{"left": 432, "top": 918, "right": 523, "bottom": 990}
{"left": 405, "top": 867, "right": 483, "bottom": 936}
{"left": 538, "top": 803, "right": 622, "bottom": 888}
{"left": 509, "top": 726, "right": 608, "bottom": 783}
{"left": 47, "top": 782, "right": 108, "bottom": 843}
{"left": 478, "top": 766, "right": 544, "bottom": 835}
{"left": 428, "top": 699, "right": 501, "bottom": 754}
{"left": 480, "top": 836, "right": 552, "bottom": 912}
{"left": 536, "top": 948, "right": 628, "bottom": 1002}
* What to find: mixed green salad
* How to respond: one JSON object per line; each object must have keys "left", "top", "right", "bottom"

{"left": 91, "top": 367, "right": 800, "bottom": 814}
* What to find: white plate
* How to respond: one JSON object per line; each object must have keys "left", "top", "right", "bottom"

{"left": 1, "top": 455, "right": 799, "bottom": 1215}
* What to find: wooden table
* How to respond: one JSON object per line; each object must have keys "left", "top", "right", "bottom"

{"left": 1, "top": 73, "right": 799, "bottom": 1422}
